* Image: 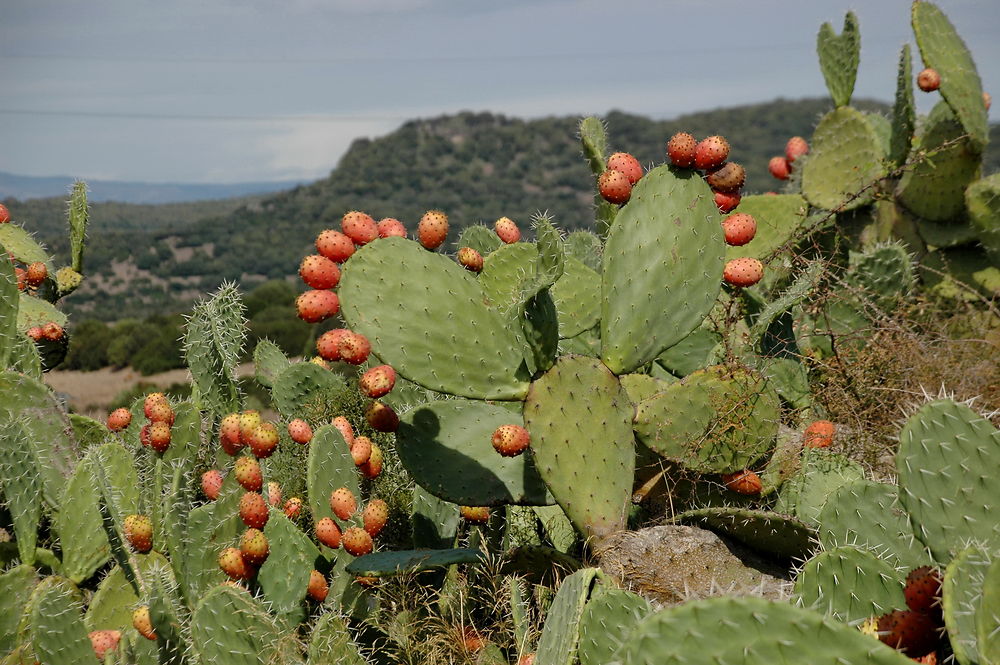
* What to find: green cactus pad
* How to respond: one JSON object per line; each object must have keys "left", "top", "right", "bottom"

{"left": 816, "top": 11, "right": 860, "bottom": 107}
{"left": 307, "top": 613, "right": 367, "bottom": 665}
{"left": 15, "top": 291, "right": 67, "bottom": 332}
{"left": 144, "top": 561, "right": 187, "bottom": 665}
{"left": 794, "top": 546, "right": 907, "bottom": 623}
{"left": 191, "top": 585, "right": 281, "bottom": 665}
{"left": 633, "top": 365, "right": 779, "bottom": 474}
{"left": 726, "top": 194, "right": 810, "bottom": 263}
{"left": 897, "top": 399, "right": 1000, "bottom": 562}
{"left": 270, "top": 361, "right": 345, "bottom": 417}
{"left": 655, "top": 326, "right": 720, "bottom": 378}
{"left": 530, "top": 215, "right": 566, "bottom": 295}
{"left": 67, "top": 181, "right": 88, "bottom": 273}
{"left": 56, "top": 455, "right": 112, "bottom": 584}
{"left": 183, "top": 283, "right": 246, "bottom": 418}
{"left": 0, "top": 247, "right": 17, "bottom": 369}
{"left": 85, "top": 552, "right": 167, "bottom": 632}
{"left": 921, "top": 245, "right": 1000, "bottom": 300}
{"left": 411, "top": 485, "right": 461, "bottom": 549}
{"left": 0, "top": 420, "right": 42, "bottom": 565}
{"left": 521, "top": 289, "right": 560, "bottom": 374}
{"left": 619, "top": 373, "right": 671, "bottom": 407}
{"left": 896, "top": 102, "right": 981, "bottom": 222}
{"left": 259, "top": 509, "right": 320, "bottom": 624}
{"left": 533, "top": 504, "right": 578, "bottom": 553}
{"left": 967, "top": 173, "right": 1000, "bottom": 265}
{"left": 942, "top": 545, "right": 992, "bottom": 665}
{"left": 307, "top": 425, "right": 362, "bottom": 552}
{"left": 747, "top": 262, "right": 825, "bottom": 356}
{"left": 845, "top": 241, "right": 915, "bottom": 310}
{"left": 601, "top": 165, "right": 724, "bottom": 374}
{"left": 578, "top": 585, "right": 653, "bottom": 665}
{"left": 174, "top": 477, "right": 242, "bottom": 603}
{"left": 912, "top": 0, "right": 989, "bottom": 150}
{"left": 397, "top": 399, "right": 552, "bottom": 506}
{"left": 30, "top": 577, "right": 95, "bottom": 665}
{"left": 618, "top": 596, "right": 912, "bottom": 665}
{"left": 0, "top": 565, "right": 37, "bottom": 655}
{"left": 818, "top": 479, "right": 932, "bottom": 571}
{"left": 579, "top": 116, "right": 618, "bottom": 237}
{"left": 252, "top": 338, "right": 289, "bottom": 388}
{"left": 550, "top": 256, "right": 601, "bottom": 339}
{"left": 565, "top": 230, "right": 602, "bottom": 273}
{"left": 889, "top": 44, "right": 916, "bottom": 166}
{"left": 525, "top": 356, "right": 635, "bottom": 542}
{"left": 802, "top": 106, "right": 887, "bottom": 212}
{"left": 455, "top": 223, "right": 503, "bottom": 256}
{"left": 866, "top": 113, "right": 892, "bottom": 156}
{"left": 340, "top": 237, "right": 531, "bottom": 400}
{"left": 978, "top": 558, "right": 1000, "bottom": 665}
{"left": 0, "top": 223, "right": 52, "bottom": 268}
{"left": 669, "top": 507, "right": 815, "bottom": 560}
{"left": 916, "top": 217, "right": 979, "bottom": 249}
{"left": 776, "top": 449, "right": 865, "bottom": 527}
{"left": 535, "top": 567, "right": 600, "bottom": 665}
{"left": 558, "top": 324, "right": 601, "bottom": 358}
{"left": 345, "top": 548, "right": 484, "bottom": 577}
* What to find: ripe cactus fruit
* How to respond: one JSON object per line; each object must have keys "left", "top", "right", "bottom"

{"left": 607, "top": 151, "right": 643, "bottom": 184}
{"left": 984, "top": 91, "right": 992, "bottom": 110}
{"left": 721, "top": 470, "right": 763, "bottom": 495}
{"left": 721, "top": 213, "right": 757, "bottom": 246}
{"left": 362, "top": 499, "right": 389, "bottom": 538}
{"left": 315, "top": 517, "right": 342, "bottom": 549}
{"left": 705, "top": 162, "right": 746, "bottom": 193}
{"left": 283, "top": 496, "right": 303, "bottom": 520}
{"left": 266, "top": 481, "right": 282, "bottom": 507}
{"left": 331, "top": 416, "right": 355, "bottom": 446}
{"left": 457, "top": 247, "right": 484, "bottom": 272}
{"left": 307, "top": 569, "right": 329, "bottom": 602}
{"left": 714, "top": 191, "right": 741, "bottom": 213}
{"left": 88, "top": 630, "right": 122, "bottom": 660}
{"left": 876, "top": 609, "right": 940, "bottom": 657}
{"left": 341, "top": 210, "right": 378, "bottom": 245}
{"left": 366, "top": 400, "right": 399, "bottom": 433}
{"left": 338, "top": 331, "right": 371, "bottom": 365}
{"left": 219, "top": 413, "right": 244, "bottom": 455}
{"left": 903, "top": 566, "right": 942, "bottom": 613}
{"left": 0, "top": 203, "right": 8, "bottom": 222}
{"left": 377, "top": 217, "right": 407, "bottom": 238}
{"left": 694, "top": 135, "right": 730, "bottom": 170}
{"left": 917, "top": 67, "right": 941, "bottom": 92}
{"left": 139, "top": 424, "right": 151, "bottom": 448}
{"left": 13, "top": 267, "right": 25, "bottom": 290}
{"left": 722, "top": 257, "right": 763, "bottom": 287}
{"left": 460, "top": 506, "right": 490, "bottom": 524}
{"left": 768, "top": 156, "right": 791, "bottom": 180}
{"left": 219, "top": 547, "right": 251, "bottom": 580}
{"left": 146, "top": 401, "right": 175, "bottom": 425}
{"left": 785, "top": 136, "right": 809, "bottom": 162}
{"left": 316, "top": 328, "right": 350, "bottom": 361}
{"left": 124, "top": 514, "right": 153, "bottom": 553}
{"left": 132, "top": 606, "right": 156, "bottom": 641}
{"left": 361, "top": 442, "right": 383, "bottom": 479}
{"left": 296, "top": 289, "right": 340, "bottom": 323}
{"left": 238, "top": 410, "right": 262, "bottom": 442}
{"left": 143, "top": 392, "right": 168, "bottom": 419}
{"left": 287, "top": 418, "right": 313, "bottom": 444}
{"left": 351, "top": 435, "right": 373, "bottom": 466}
{"left": 41, "top": 322, "right": 64, "bottom": 341}
{"left": 239, "top": 492, "right": 269, "bottom": 529}
{"left": 359, "top": 365, "right": 397, "bottom": 398}
{"left": 330, "top": 487, "right": 358, "bottom": 521}
{"left": 804, "top": 420, "right": 835, "bottom": 448}
{"left": 491, "top": 424, "right": 531, "bottom": 457}
{"left": 666, "top": 132, "right": 697, "bottom": 167}
{"left": 495, "top": 217, "right": 521, "bottom": 243}
{"left": 25, "top": 261, "right": 47, "bottom": 286}
{"left": 299, "top": 254, "right": 341, "bottom": 290}
{"left": 27, "top": 326, "right": 43, "bottom": 342}
{"left": 316, "top": 229, "right": 355, "bottom": 263}
{"left": 201, "top": 470, "right": 223, "bottom": 500}
{"left": 247, "top": 422, "right": 279, "bottom": 458}
{"left": 598, "top": 169, "right": 632, "bottom": 204}
{"left": 233, "top": 456, "right": 263, "bottom": 491}
{"left": 342, "top": 526, "right": 374, "bottom": 556}
{"left": 239, "top": 528, "right": 270, "bottom": 566}
{"left": 417, "top": 210, "right": 449, "bottom": 250}
{"left": 106, "top": 407, "right": 132, "bottom": 432}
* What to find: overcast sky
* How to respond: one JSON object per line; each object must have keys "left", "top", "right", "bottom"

{"left": 1, "top": 0, "right": 997, "bottom": 184}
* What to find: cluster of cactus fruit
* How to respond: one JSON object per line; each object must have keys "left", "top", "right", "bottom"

{"left": 1, "top": 1, "right": 999, "bottom": 663}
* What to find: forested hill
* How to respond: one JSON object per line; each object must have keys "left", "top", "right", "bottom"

{"left": 6, "top": 97, "right": 998, "bottom": 321}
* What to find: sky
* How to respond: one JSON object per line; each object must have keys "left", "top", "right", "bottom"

{"left": 1, "top": 0, "right": 998, "bottom": 185}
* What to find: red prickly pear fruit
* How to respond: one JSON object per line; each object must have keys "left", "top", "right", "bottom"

{"left": 331, "top": 416, "right": 355, "bottom": 446}
{"left": 146, "top": 401, "right": 175, "bottom": 425}
{"left": 88, "top": 630, "right": 122, "bottom": 660}
{"left": 876, "top": 609, "right": 940, "bottom": 657}
{"left": 338, "top": 331, "right": 371, "bottom": 365}
{"left": 461, "top": 627, "right": 485, "bottom": 654}
{"left": 283, "top": 496, "right": 303, "bottom": 520}
{"left": 247, "top": 422, "right": 279, "bottom": 459}
{"left": 307, "top": 569, "right": 329, "bottom": 602}
{"left": 342, "top": 526, "right": 374, "bottom": 557}
{"left": 234, "top": 456, "right": 263, "bottom": 492}
{"left": 299, "top": 254, "right": 341, "bottom": 290}
{"left": 132, "top": 606, "right": 157, "bottom": 641}
{"left": 705, "top": 162, "right": 746, "bottom": 193}
{"left": 694, "top": 135, "right": 730, "bottom": 170}
{"left": 418, "top": 210, "right": 449, "bottom": 250}
{"left": 239, "top": 492, "right": 269, "bottom": 529}
{"left": 316, "top": 328, "right": 350, "bottom": 362}
{"left": 359, "top": 365, "right": 396, "bottom": 398}
{"left": 804, "top": 420, "right": 835, "bottom": 448}
{"left": 917, "top": 68, "right": 940, "bottom": 92}
{"left": 491, "top": 424, "right": 530, "bottom": 457}
{"left": 785, "top": 136, "right": 809, "bottom": 163}
{"left": 219, "top": 413, "right": 244, "bottom": 455}
{"left": 377, "top": 217, "right": 407, "bottom": 238}
{"left": 143, "top": 393, "right": 168, "bottom": 419}
{"left": 984, "top": 91, "right": 992, "bottom": 110}
{"left": 360, "top": 442, "right": 383, "bottom": 479}
{"left": 460, "top": 506, "right": 490, "bottom": 524}
{"left": 287, "top": 418, "right": 313, "bottom": 444}
{"left": 239, "top": 528, "right": 270, "bottom": 567}
{"left": 495, "top": 217, "right": 521, "bottom": 244}
{"left": 721, "top": 213, "right": 757, "bottom": 246}
{"left": 107, "top": 407, "right": 132, "bottom": 432}
{"left": 124, "top": 514, "right": 153, "bottom": 553}
{"left": 341, "top": 210, "right": 378, "bottom": 246}
{"left": 721, "top": 470, "right": 762, "bottom": 495}
{"left": 25, "top": 262, "right": 47, "bottom": 286}
{"left": 768, "top": 156, "right": 791, "bottom": 180}
{"left": 219, "top": 546, "right": 251, "bottom": 580}
{"left": 27, "top": 326, "right": 44, "bottom": 342}
{"left": 713, "top": 191, "right": 741, "bottom": 213}
{"left": 904, "top": 566, "right": 943, "bottom": 614}
{"left": 266, "top": 481, "right": 282, "bottom": 508}
{"left": 722, "top": 258, "right": 763, "bottom": 287}
{"left": 606, "top": 152, "right": 643, "bottom": 185}
{"left": 351, "top": 435, "right": 373, "bottom": 466}
{"left": 366, "top": 401, "right": 399, "bottom": 433}
{"left": 330, "top": 487, "right": 358, "bottom": 521}
{"left": 238, "top": 410, "right": 262, "bottom": 444}
{"left": 148, "top": 422, "right": 171, "bottom": 453}
{"left": 139, "top": 424, "right": 151, "bottom": 448}
{"left": 315, "top": 517, "right": 342, "bottom": 549}
{"left": 363, "top": 499, "right": 389, "bottom": 538}
{"left": 201, "top": 470, "right": 223, "bottom": 500}
{"left": 457, "top": 247, "right": 484, "bottom": 272}
{"left": 14, "top": 267, "right": 26, "bottom": 291}
{"left": 598, "top": 169, "right": 631, "bottom": 205}
{"left": 41, "top": 322, "right": 64, "bottom": 341}
{"left": 518, "top": 654, "right": 537, "bottom": 665}
{"left": 296, "top": 289, "right": 340, "bottom": 323}
{"left": 666, "top": 132, "right": 697, "bottom": 168}
{"left": 316, "top": 229, "right": 355, "bottom": 263}
{"left": 0, "top": 203, "right": 8, "bottom": 223}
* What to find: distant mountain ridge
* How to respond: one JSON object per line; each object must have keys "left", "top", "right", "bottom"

{"left": 0, "top": 171, "right": 305, "bottom": 204}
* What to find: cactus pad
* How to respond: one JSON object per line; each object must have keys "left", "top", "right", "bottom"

{"left": 252, "top": 338, "right": 289, "bottom": 388}
{"left": 30, "top": 577, "right": 94, "bottom": 665}
{"left": 794, "top": 546, "right": 907, "bottom": 623}
{"left": 966, "top": 173, "right": 1000, "bottom": 265}
{"left": 534, "top": 567, "right": 600, "bottom": 665}
{"left": 0, "top": 248, "right": 17, "bottom": 369}
{"left": 191, "top": 585, "right": 281, "bottom": 665}
{"left": 550, "top": 256, "right": 601, "bottom": 339}
{"left": 942, "top": 545, "right": 992, "bottom": 665}
{"left": 455, "top": 224, "right": 502, "bottom": 256}
{"left": 0, "top": 565, "right": 37, "bottom": 655}
{"left": 578, "top": 585, "right": 653, "bottom": 665}
{"left": 669, "top": 507, "right": 815, "bottom": 560}
{"left": 345, "top": 548, "right": 484, "bottom": 577}
{"left": 978, "top": 557, "right": 1000, "bottom": 665}
{"left": 270, "top": 362, "right": 345, "bottom": 417}
{"left": 816, "top": 11, "right": 860, "bottom": 107}
{"left": 564, "top": 230, "right": 602, "bottom": 273}
{"left": 802, "top": 106, "right": 887, "bottom": 212}
{"left": 776, "top": 448, "right": 865, "bottom": 527}
{"left": 0, "top": 223, "right": 52, "bottom": 267}
{"left": 889, "top": 43, "right": 916, "bottom": 166}
{"left": 16, "top": 291, "right": 67, "bottom": 331}
{"left": 259, "top": 510, "right": 320, "bottom": 623}
{"left": 727, "top": 194, "right": 809, "bottom": 263}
